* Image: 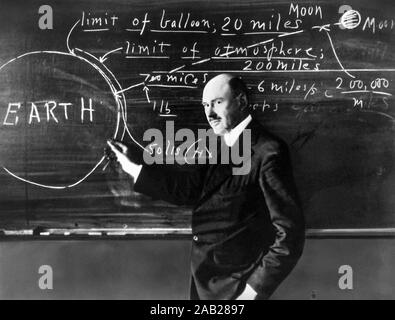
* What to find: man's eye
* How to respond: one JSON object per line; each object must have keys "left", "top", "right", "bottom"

{"left": 216, "top": 100, "right": 222, "bottom": 104}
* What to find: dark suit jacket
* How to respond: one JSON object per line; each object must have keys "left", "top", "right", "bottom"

{"left": 134, "top": 120, "right": 305, "bottom": 300}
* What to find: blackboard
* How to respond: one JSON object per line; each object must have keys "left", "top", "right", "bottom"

{"left": 0, "top": 0, "right": 394, "bottom": 236}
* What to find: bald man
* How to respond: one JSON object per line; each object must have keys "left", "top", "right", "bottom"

{"left": 108, "top": 74, "right": 305, "bottom": 300}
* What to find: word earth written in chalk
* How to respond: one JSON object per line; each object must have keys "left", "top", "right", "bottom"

{"left": 2, "top": 98, "right": 96, "bottom": 126}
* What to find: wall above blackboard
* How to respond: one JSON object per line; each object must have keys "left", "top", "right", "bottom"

{"left": 0, "top": 0, "right": 394, "bottom": 236}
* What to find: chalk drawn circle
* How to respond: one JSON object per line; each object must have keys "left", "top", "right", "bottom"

{"left": 340, "top": 9, "right": 361, "bottom": 30}
{"left": 0, "top": 51, "right": 124, "bottom": 189}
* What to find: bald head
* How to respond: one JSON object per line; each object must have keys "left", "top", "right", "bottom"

{"left": 202, "top": 74, "right": 249, "bottom": 135}
{"left": 204, "top": 74, "right": 249, "bottom": 101}
{"left": 204, "top": 73, "right": 234, "bottom": 94}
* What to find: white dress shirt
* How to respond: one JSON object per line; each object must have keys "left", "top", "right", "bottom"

{"left": 223, "top": 114, "right": 252, "bottom": 147}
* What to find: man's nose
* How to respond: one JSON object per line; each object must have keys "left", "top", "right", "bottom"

{"left": 207, "top": 109, "right": 217, "bottom": 119}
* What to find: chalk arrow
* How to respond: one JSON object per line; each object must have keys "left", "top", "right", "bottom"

{"left": 325, "top": 30, "right": 355, "bottom": 79}
{"left": 311, "top": 24, "right": 331, "bottom": 32}
{"left": 143, "top": 86, "right": 150, "bottom": 103}
{"left": 67, "top": 20, "right": 81, "bottom": 55}
{"left": 99, "top": 47, "right": 124, "bottom": 64}
{"left": 115, "top": 82, "right": 145, "bottom": 95}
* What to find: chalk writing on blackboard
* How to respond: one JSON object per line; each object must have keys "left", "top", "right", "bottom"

{"left": 0, "top": 3, "right": 394, "bottom": 190}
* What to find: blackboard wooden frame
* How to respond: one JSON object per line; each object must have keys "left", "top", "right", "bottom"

{"left": 2, "top": 227, "right": 395, "bottom": 240}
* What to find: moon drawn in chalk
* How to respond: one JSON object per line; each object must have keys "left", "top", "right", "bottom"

{"left": 340, "top": 9, "right": 362, "bottom": 30}
{"left": 0, "top": 51, "right": 126, "bottom": 189}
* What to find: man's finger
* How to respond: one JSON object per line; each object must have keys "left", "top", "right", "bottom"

{"left": 113, "top": 141, "right": 128, "bottom": 153}
{"left": 107, "top": 141, "right": 122, "bottom": 155}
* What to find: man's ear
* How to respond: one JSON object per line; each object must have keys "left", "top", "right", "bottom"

{"left": 238, "top": 93, "right": 248, "bottom": 110}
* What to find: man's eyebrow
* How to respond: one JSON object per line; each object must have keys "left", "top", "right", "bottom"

{"left": 210, "top": 97, "right": 224, "bottom": 102}
{"left": 202, "top": 97, "right": 224, "bottom": 105}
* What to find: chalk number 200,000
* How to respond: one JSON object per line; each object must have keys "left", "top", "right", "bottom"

{"left": 335, "top": 77, "right": 390, "bottom": 91}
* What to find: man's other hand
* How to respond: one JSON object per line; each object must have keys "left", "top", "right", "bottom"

{"left": 236, "top": 283, "right": 258, "bottom": 300}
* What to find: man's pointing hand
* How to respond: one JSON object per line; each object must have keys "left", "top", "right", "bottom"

{"left": 107, "top": 140, "right": 142, "bottom": 180}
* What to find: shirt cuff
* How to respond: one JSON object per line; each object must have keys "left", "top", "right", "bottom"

{"left": 125, "top": 162, "right": 142, "bottom": 181}
{"left": 245, "top": 283, "right": 258, "bottom": 299}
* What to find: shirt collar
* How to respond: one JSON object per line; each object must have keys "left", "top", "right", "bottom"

{"left": 223, "top": 114, "right": 252, "bottom": 147}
